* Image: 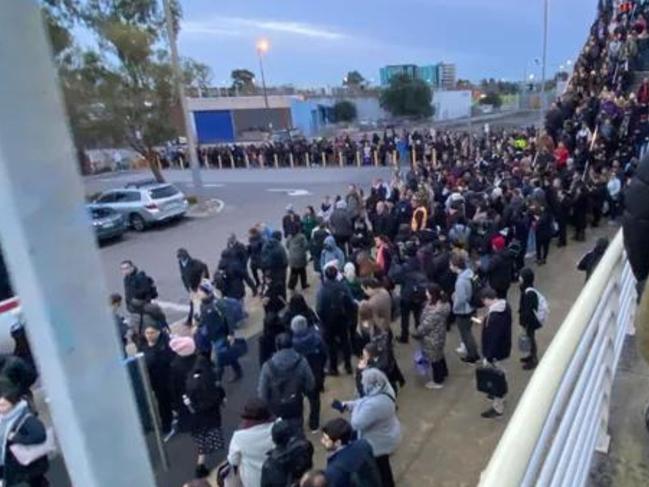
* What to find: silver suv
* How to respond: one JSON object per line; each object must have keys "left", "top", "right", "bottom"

{"left": 93, "top": 180, "right": 189, "bottom": 231}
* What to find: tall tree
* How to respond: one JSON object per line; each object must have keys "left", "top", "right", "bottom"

{"left": 332, "top": 100, "right": 357, "bottom": 122}
{"left": 343, "top": 70, "right": 366, "bottom": 88}
{"left": 183, "top": 58, "right": 212, "bottom": 96}
{"left": 41, "top": 0, "right": 209, "bottom": 181}
{"left": 380, "top": 74, "right": 432, "bottom": 118}
{"left": 231, "top": 69, "right": 256, "bottom": 94}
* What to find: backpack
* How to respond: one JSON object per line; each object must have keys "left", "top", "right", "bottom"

{"left": 213, "top": 270, "right": 228, "bottom": 292}
{"left": 267, "top": 360, "right": 303, "bottom": 419}
{"left": 527, "top": 288, "right": 549, "bottom": 325}
{"left": 407, "top": 271, "right": 428, "bottom": 304}
{"left": 469, "top": 274, "right": 485, "bottom": 309}
{"left": 139, "top": 272, "right": 158, "bottom": 300}
{"left": 219, "top": 297, "right": 245, "bottom": 329}
{"left": 262, "top": 438, "right": 314, "bottom": 487}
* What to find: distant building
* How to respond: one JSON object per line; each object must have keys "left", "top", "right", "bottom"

{"left": 437, "top": 63, "right": 457, "bottom": 90}
{"left": 379, "top": 63, "right": 455, "bottom": 89}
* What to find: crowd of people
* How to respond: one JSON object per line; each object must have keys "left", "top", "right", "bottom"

{"left": 108, "top": 2, "right": 649, "bottom": 486}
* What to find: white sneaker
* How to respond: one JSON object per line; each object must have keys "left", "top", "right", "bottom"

{"left": 425, "top": 381, "right": 444, "bottom": 390}
{"left": 455, "top": 343, "right": 467, "bottom": 355}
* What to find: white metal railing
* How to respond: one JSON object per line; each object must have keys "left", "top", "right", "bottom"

{"left": 479, "top": 230, "right": 637, "bottom": 487}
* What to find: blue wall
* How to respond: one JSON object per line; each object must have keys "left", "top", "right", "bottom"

{"left": 193, "top": 110, "right": 235, "bottom": 143}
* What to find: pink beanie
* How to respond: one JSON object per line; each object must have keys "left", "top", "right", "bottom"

{"left": 169, "top": 336, "right": 196, "bottom": 357}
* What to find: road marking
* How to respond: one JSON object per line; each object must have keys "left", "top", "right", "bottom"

{"left": 213, "top": 198, "right": 225, "bottom": 213}
{"left": 154, "top": 300, "right": 190, "bottom": 313}
{"left": 267, "top": 188, "right": 312, "bottom": 196}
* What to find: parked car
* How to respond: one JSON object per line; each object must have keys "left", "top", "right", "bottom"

{"left": 93, "top": 180, "right": 189, "bottom": 231}
{"left": 88, "top": 206, "right": 127, "bottom": 241}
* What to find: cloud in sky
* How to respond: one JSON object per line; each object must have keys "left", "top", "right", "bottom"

{"left": 183, "top": 16, "right": 348, "bottom": 41}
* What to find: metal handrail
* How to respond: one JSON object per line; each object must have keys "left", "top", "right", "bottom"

{"left": 479, "top": 230, "right": 637, "bottom": 487}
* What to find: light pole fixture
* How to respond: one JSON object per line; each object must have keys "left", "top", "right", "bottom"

{"left": 256, "top": 38, "right": 270, "bottom": 109}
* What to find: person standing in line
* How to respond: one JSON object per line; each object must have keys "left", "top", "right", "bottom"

{"left": 360, "top": 278, "right": 393, "bottom": 334}
{"left": 248, "top": 226, "right": 265, "bottom": 289}
{"left": 283, "top": 205, "right": 303, "bottom": 239}
{"left": 302, "top": 206, "right": 318, "bottom": 242}
{"left": 0, "top": 379, "right": 50, "bottom": 487}
{"left": 291, "top": 315, "right": 327, "bottom": 433}
{"left": 140, "top": 321, "right": 174, "bottom": 434}
{"left": 329, "top": 200, "right": 354, "bottom": 255}
{"left": 184, "top": 355, "right": 226, "bottom": 479}
{"left": 412, "top": 284, "right": 451, "bottom": 389}
{"left": 261, "top": 231, "right": 289, "bottom": 300}
{"left": 320, "top": 418, "right": 382, "bottom": 487}
{"left": 310, "top": 218, "right": 330, "bottom": 275}
{"left": 287, "top": 229, "right": 310, "bottom": 292}
{"left": 450, "top": 251, "right": 480, "bottom": 363}
{"left": 518, "top": 268, "right": 544, "bottom": 370}
{"left": 534, "top": 204, "right": 554, "bottom": 265}
{"left": 316, "top": 265, "right": 355, "bottom": 376}
{"left": 258, "top": 333, "right": 315, "bottom": 435}
{"left": 479, "top": 288, "right": 513, "bottom": 419}
{"left": 227, "top": 398, "right": 276, "bottom": 487}
{"left": 337, "top": 368, "right": 401, "bottom": 487}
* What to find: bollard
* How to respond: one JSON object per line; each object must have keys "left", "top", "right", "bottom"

{"left": 306, "top": 153, "right": 311, "bottom": 168}
{"left": 373, "top": 150, "right": 379, "bottom": 167}
{"left": 260, "top": 153, "right": 265, "bottom": 169}
{"left": 228, "top": 153, "right": 234, "bottom": 168}
{"left": 392, "top": 150, "right": 397, "bottom": 166}
{"left": 411, "top": 147, "right": 416, "bottom": 166}
{"left": 432, "top": 147, "right": 437, "bottom": 167}
{"left": 203, "top": 153, "right": 210, "bottom": 169}
{"left": 244, "top": 152, "right": 250, "bottom": 169}
{"left": 217, "top": 154, "right": 223, "bottom": 169}
{"left": 321, "top": 152, "right": 326, "bottom": 167}
{"left": 356, "top": 151, "right": 361, "bottom": 167}
{"left": 289, "top": 152, "right": 294, "bottom": 168}
{"left": 338, "top": 151, "right": 344, "bottom": 167}
{"left": 274, "top": 153, "right": 279, "bottom": 169}
{"left": 179, "top": 155, "right": 185, "bottom": 170}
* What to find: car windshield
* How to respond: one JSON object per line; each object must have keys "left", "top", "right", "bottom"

{"left": 149, "top": 185, "right": 179, "bottom": 199}
{"left": 0, "top": 248, "right": 14, "bottom": 302}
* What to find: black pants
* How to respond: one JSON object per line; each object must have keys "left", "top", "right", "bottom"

{"left": 557, "top": 219, "right": 567, "bottom": 246}
{"left": 375, "top": 454, "right": 395, "bottom": 487}
{"left": 153, "top": 386, "right": 173, "bottom": 434}
{"left": 288, "top": 266, "right": 308, "bottom": 290}
{"left": 325, "top": 326, "right": 352, "bottom": 373}
{"left": 0, "top": 470, "right": 49, "bottom": 487}
{"left": 400, "top": 300, "right": 423, "bottom": 340}
{"left": 495, "top": 287, "right": 509, "bottom": 300}
{"left": 250, "top": 263, "right": 262, "bottom": 288}
{"left": 536, "top": 238, "right": 550, "bottom": 262}
{"left": 431, "top": 357, "right": 449, "bottom": 383}
{"left": 526, "top": 325, "right": 538, "bottom": 361}
{"left": 334, "top": 235, "right": 350, "bottom": 256}
{"left": 307, "top": 391, "right": 321, "bottom": 431}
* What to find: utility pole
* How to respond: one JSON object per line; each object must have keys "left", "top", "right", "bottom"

{"left": 256, "top": 39, "right": 270, "bottom": 109}
{"left": 0, "top": 2, "right": 155, "bottom": 486}
{"left": 163, "top": 0, "right": 203, "bottom": 193}
{"left": 539, "top": 0, "right": 549, "bottom": 130}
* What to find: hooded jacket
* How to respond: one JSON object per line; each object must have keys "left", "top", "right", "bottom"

{"left": 261, "top": 237, "right": 289, "bottom": 274}
{"left": 345, "top": 368, "right": 401, "bottom": 456}
{"left": 329, "top": 202, "right": 353, "bottom": 239}
{"left": 320, "top": 236, "right": 345, "bottom": 272}
{"left": 481, "top": 299, "right": 512, "bottom": 362}
{"left": 287, "top": 232, "right": 309, "bottom": 269}
{"left": 258, "top": 348, "right": 315, "bottom": 418}
{"left": 291, "top": 316, "right": 327, "bottom": 391}
{"left": 453, "top": 268, "right": 474, "bottom": 316}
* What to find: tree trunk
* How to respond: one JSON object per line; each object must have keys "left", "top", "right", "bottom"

{"left": 145, "top": 149, "right": 165, "bottom": 183}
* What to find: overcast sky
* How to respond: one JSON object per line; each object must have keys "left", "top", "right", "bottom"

{"left": 178, "top": 0, "right": 597, "bottom": 87}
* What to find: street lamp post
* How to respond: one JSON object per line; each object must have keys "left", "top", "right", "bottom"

{"left": 163, "top": 0, "right": 203, "bottom": 193}
{"left": 256, "top": 38, "right": 270, "bottom": 109}
{"left": 539, "top": 0, "right": 549, "bottom": 130}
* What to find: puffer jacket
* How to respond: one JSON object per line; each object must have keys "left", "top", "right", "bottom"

{"left": 412, "top": 302, "right": 451, "bottom": 362}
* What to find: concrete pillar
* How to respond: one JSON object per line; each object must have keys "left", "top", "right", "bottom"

{"left": 274, "top": 153, "right": 279, "bottom": 168}
{"left": 356, "top": 151, "right": 361, "bottom": 167}
{"left": 338, "top": 151, "right": 344, "bottom": 167}
{"left": 0, "top": 3, "right": 155, "bottom": 486}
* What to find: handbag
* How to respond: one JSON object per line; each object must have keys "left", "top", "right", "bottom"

{"left": 216, "top": 460, "right": 243, "bottom": 487}
{"left": 476, "top": 365, "right": 508, "bottom": 398}
{"left": 413, "top": 349, "right": 430, "bottom": 377}
{"left": 8, "top": 414, "right": 57, "bottom": 466}
{"left": 518, "top": 334, "right": 532, "bottom": 354}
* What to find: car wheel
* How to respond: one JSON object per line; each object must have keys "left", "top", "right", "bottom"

{"left": 130, "top": 214, "right": 146, "bottom": 232}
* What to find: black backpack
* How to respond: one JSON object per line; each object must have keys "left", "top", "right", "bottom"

{"left": 267, "top": 360, "right": 303, "bottom": 419}
{"left": 137, "top": 272, "right": 158, "bottom": 300}
{"left": 469, "top": 274, "right": 485, "bottom": 309}
{"left": 406, "top": 271, "right": 428, "bottom": 304}
{"left": 261, "top": 437, "right": 314, "bottom": 487}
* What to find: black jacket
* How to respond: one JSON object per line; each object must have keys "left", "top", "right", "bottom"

{"left": 535, "top": 210, "right": 555, "bottom": 242}
{"left": 199, "top": 298, "right": 233, "bottom": 343}
{"left": 123, "top": 268, "right": 154, "bottom": 310}
{"left": 185, "top": 357, "right": 225, "bottom": 432}
{"left": 623, "top": 153, "right": 649, "bottom": 282}
{"left": 519, "top": 287, "right": 542, "bottom": 331}
{"left": 218, "top": 250, "right": 256, "bottom": 300}
{"left": 316, "top": 280, "right": 355, "bottom": 330}
{"left": 261, "top": 436, "right": 314, "bottom": 487}
{"left": 282, "top": 213, "right": 302, "bottom": 239}
{"left": 169, "top": 354, "right": 197, "bottom": 433}
{"left": 2, "top": 408, "right": 49, "bottom": 486}
{"left": 261, "top": 239, "right": 289, "bottom": 274}
{"left": 248, "top": 234, "right": 265, "bottom": 268}
{"left": 179, "top": 257, "right": 209, "bottom": 292}
{"left": 481, "top": 301, "right": 512, "bottom": 362}
{"left": 389, "top": 256, "right": 427, "bottom": 303}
